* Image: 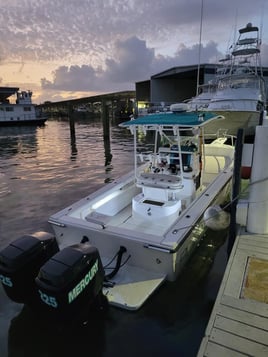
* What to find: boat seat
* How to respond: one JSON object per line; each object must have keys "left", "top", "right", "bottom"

{"left": 136, "top": 173, "right": 182, "bottom": 189}
{"left": 85, "top": 211, "right": 111, "bottom": 227}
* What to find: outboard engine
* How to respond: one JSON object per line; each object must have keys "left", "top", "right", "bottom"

{"left": 0, "top": 232, "right": 59, "bottom": 304}
{"left": 35, "top": 242, "right": 106, "bottom": 324}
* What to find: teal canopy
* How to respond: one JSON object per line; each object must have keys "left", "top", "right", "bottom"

{"left": 120, "top": 111, "right": 223, "bottom": 128}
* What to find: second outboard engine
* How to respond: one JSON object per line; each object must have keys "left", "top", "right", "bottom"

{"left": 35, "top": 242, "right": 106, "bottom": 324}
{"left": 0, "top": 232, "right": 59, "bottom": 304}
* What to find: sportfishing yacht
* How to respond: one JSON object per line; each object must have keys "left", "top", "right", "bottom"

{"left": 205, "top": 23, "right": 266, "bottom": 136}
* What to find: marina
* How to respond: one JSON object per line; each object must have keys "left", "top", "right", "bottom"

{"left": 0, "top": 111, "right": 235, "bottom": 318}
{"left": 0, "top": 119, "right": 230, "bottom": 356}
{"left": 0, "top": 97, "right": 267, "bottom": 355}
{"left": 1, "top": 67, "right": 267, "bottom": 356}
{"left": 1, "top": 0, "right": 268, "bottom": 355}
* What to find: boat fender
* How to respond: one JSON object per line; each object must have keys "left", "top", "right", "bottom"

{"left": 241, "top": 166, "right": 251, "bottom": 179}
{"left": 204, "top": 205, "right": 230, "bottom": 231}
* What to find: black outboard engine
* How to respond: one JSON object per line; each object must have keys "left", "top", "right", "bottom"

{"left": 35, "top": 242, "right": 106, "bottom": 324}
{"left": 0, "top": 232, "right": 59, "bottom": 304}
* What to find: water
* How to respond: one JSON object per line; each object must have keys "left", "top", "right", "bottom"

{"left": 0, "top": 118, "right": 229, "bottom": 357}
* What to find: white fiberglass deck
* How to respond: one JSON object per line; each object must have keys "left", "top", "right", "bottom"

{"left": 198, "top": 226, "right": 268, "bottom": 356}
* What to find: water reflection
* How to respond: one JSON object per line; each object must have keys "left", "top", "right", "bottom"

{"left": 0, "top": 119, "right": 229, "bottom": 356}
{"left": 8, "top": 306, "right": 106, "bottom": 357}
{"left": 104, "top": 137, "right": 113, "bottom": 168}
{"left": 0, "top": 126, "right": 39, "bottom": 158}
{"left": 66, "top": 116, "right": 115, "bottom": 176}
{"left": 68, "top": 115, "right": 78, "bottom": 161}
{"left": 0, "top": 126, "right": 39, "bottom": 138}
{"left": 70, "top": 140, "right": 78, "bottom": 161}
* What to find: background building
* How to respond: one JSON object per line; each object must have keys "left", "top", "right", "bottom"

{"left": 135, "top": 63, "right": 268, "bottom": 110}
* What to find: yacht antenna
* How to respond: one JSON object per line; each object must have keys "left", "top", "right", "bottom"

{"left": 196, "top": 0, "right": 204, "bottom": 97}
{"left": 232, "top": 10, "right": 238, "bottom": 48}
{"left": 259, "top": 1, "right": 264, "bottom": 43}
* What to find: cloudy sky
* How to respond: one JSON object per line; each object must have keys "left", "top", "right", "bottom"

{"left": 1, "top": 0, "right": 267, "bottom": 103}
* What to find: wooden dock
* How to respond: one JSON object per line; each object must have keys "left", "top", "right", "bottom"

{"left": 198, "top": 226, "right": 268, "bottom": 356}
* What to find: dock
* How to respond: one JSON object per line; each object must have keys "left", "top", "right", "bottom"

{"left": 198, "top": 226, "right": 268, "bottom": 356}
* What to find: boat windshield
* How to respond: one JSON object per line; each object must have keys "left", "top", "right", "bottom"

{"left": 218, "top": 75, "right": 261, "bottom": 90}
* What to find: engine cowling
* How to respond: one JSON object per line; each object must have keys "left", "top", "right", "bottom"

{"left": 0, "top": 232, "right": 59, "bottom": 304}
{"left": 35, "top": 242, "right": 106, "bottom": 324}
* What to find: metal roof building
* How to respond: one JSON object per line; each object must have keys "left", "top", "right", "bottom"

{"left": 135, "top": 63, "right": 268, "bottom": 108}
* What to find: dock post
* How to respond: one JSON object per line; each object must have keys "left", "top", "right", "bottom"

{"left": 227, "top": 128, "right": 243, "bottom": 256}
{"left": 101, "top": 101, "right": 112, "bottom": 166}
{"left": 247, "top": 124, "right": 268, "bottom": 234}
{"left": 101, "top": 100, "right": 109, "bottom": 141}
{"left": 68, "top": 103, "right": 77, "bottom": 158}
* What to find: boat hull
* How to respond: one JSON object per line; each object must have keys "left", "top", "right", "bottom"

{"left": 49, "top": 165, "right": 233, "bottom": 310}
{"left": 204, "top": 110, "right": 261, "bottom": 136}
{"left": 0, "top": 118, "right": 47, "bottom": 126}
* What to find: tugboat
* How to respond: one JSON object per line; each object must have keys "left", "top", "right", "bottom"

{"left": 0, "top": 87, "right": 47, "bottom": 126}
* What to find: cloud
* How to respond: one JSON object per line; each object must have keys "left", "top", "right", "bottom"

{"left": 1, "top": 0, "right": 267, "bottom": 103}
{"left": 104, "top": 37, "right": 155, "bottom": 83}
{"left": 1, "top": 0, "right": 267, "bottom": 65}
{"left": 41, "top": 36, "right": 224, "bottom": 93}
{"left": 41, "top": 65, "right": 103, "bottom": 91}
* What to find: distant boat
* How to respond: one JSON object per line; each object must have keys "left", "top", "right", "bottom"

{"left": 170, "top": 23, "right": 266, "bottom": 137}
{"left": 74, "top": 105, "right": 88, "bottom": 112}
{"left": 205, "top": 23, "right": 266, "bottom": 135}
{"left": 0, "top": 87, "right": 47, "bottom": 126}
{"left": 179, "top": 81, "right": 218, "bottom": 112}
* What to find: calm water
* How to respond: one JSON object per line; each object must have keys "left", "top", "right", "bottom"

{"left": 0, "top": 118, "right": 229, "bottom": 357}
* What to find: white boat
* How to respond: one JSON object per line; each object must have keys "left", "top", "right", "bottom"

{"left": 170, "top": 102, "right": 189, "bottom": 112}
{"left": 75, "top": 105, "right": 89, "bottom": 112}
{"left": 0, "top": 87, "right": 47, "bottom": 126}
{"left": 205, "top": 23, "right": 266, "bottom": 136}
{"left": 47, "top": 111, "right": 235, "bottom": 311}
{"left": 186, "top": 82, "right": 218, "bottom": 111}
{"left": 170, "top": 23, "right": 266, "bottom": 138}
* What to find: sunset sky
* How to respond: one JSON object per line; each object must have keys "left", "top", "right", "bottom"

{"left": 1, "top": 0, "right": 267, "bottom": 103}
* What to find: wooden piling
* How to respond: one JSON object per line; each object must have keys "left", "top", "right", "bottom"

{"left": 101, "top": 101, "right": 113, "bottom": 166}
{"left": 68, "top": 103, "right": 77, "bottom": 158}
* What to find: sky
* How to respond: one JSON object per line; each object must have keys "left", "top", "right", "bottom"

{"left": 0, "top": 0, "right": 268, "bottom": 104}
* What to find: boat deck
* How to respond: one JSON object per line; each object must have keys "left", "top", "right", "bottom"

{"left": 198, "top": 226, "right": 268, "bottom": 356}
